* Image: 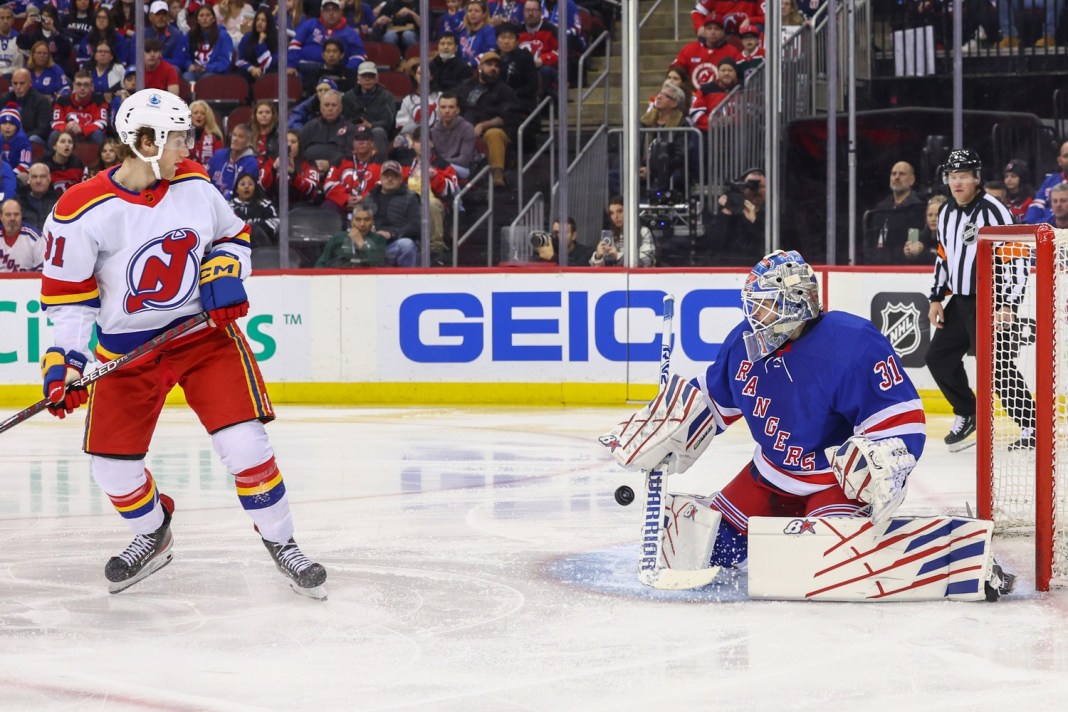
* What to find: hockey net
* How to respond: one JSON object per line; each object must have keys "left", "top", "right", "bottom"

{"left": 977, "top": 224, "right": 1068, "bottom": 591}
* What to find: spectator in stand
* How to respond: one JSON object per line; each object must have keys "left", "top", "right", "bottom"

{"left": 1047, "top": 182, "right": 1068, "bottom": 229}
{"left": 316, "top": 202, "right": 387, "bottom": 267}
{"left": 51, "top": 71, "right": 108, "bottom": 146}
{"left": 288, "top": 0, "right": 367, "bottom": 86}
{"left": 437, "top": 0, "right": 467, "bottom": 37}
{"left": 0, "top": 198, "right": 43, "bottom": 272}
{"left": 84, "top": 137, "right": 121, "bottom": 179}
{"left": 396, "top": 58, "right": 440, "bottom": 136}
{"left": 520, "top": 0, "right": 559, "bottom": 94}
{"left": 62, "top": 0, "right": 95, "bottom": 54}
{"left": 281, "top": 0, "right": 305, "bottom": 41}
{"left": 324, "top": 125, "right": 382, "bottom": 214}
{"left": 229, "top": 172, "right": 280, "bottom": 246}
{"left": 639, "top": 82, "right": 696, "bottom": 196}
{"left": 429, "top": 32, "right": 472, "bottom": 91}
{"left": 488, "top": 0, "right": 523, "bottom": 26}
{"left": 645, "top": 67, "right": 695, "bottom": 112}
{"left": 542, "top": 0, "right": 582, "bottom": 41}
{"left": 370, "top": 0, "right": 423, "bottom": 52}
{"left": 401, "top": 125, "right": 457, "bottom": 252}
{"left": 145, "top": 0, "right": 190, "bottom": 71}
{"left": 366, "top": 159, "right": 419, "bottom": 266}
{"left": 349, "top": 1, "right": 378, "bottom": 38}
{"left": 207, "top": 123, "right": 259, "bottom": 200}
{"left": 985, "top": 180, "right": 1009, "bottom": 206}
{"left": 690, "top": 56, "right": 741, "bottom": 130}
{"left": 17, "top": 6, "right": 73, "bottom": 71}
{"left": 1023, "top": 142, "right": 1067, "bottom": 224}
{"left": 342, "top": 61, "right": 398, "bottom": 157}
{"left": 250, "top": 99, "right": 280, "bottom": 177}
{"left": 549, "top": 216, "right": 593, "bottom": 266}
{"left": 496, "top": 22, "right": 538, "bottom": 111}
{"left": 458, "top": 50, "right": 519, "bottom": 187}
{"left": 262, "top": 130, "right": 324, "bottom": 205}
{"left": 997, "top": 0, "right": 1058, "bottom": 49}
{"left": 671, "top": 12, "right": 742, "bottom": 89}
{"left": 1002, "top": 159, "right": 1034, "bottom": 223}
{"left": 0, "top": 105, "right": 32, "bottom": 180}
{"left": 0, "top": 161, "right": 14, "bottom": 203}
{"left": 171, "top": 0, "right": 193, "bottom": 34}
{"left": 641, "top": 81, "right": 689, "bottom": 129}
{"left": 459, "top": 1, "right": 498, "bottom": 67}
{"left": 591, "top": 194, "right": 656, "bottom": 267}
{"left": 189, "top": 99, "right": 225, "bottom": 167}
{"left": 110, "top": 0, "right": 137, "bottom": 41}
{"left": 430, "top": 91, "right": 476, "bottom": 179}
{"left": 78, "top": 7, "right": 129, "bottom": 69}
{"left": 44, "top": 130, "right": 85, "bottom": 193}
{"left": 0, "top": 7, "right": 22, "bottom": 80}
{"left": 305, "top": 38, "right": 357, "bottom": 95}
{"left": 4, "top": 69, "right": 52, "bottom": 145}
{"left": 710, "top": 167, "right": 766, "bottom": 265}
{"left": 237, "top": 8, "right": 279, "bottom": 83}
{"left": 902, "top": 194, "right": 946, "bottom": 264}
{"left": 861, "top": 160, "right": 927, "bottom": 265}
{"left": 736, "top": 21, "right": 765, "bottom": 81}
{"left": 16, "top": 162, "right": 58, "bottom": 229}
{"left": 216, "top": 0, "right": 256, "bottom": 47}
{"left": 26, "top": 41, "right": 70, "bottom": 100}
{"left": 142, "top": 38, "right": 181, "bottom": 95}
{"left": 89, "top": 43, "right": 125, "bottom": 101}
{"left": 183, "top": 4, "right": 235, "bottom": 85}
{"left": 691, "top": 0, "right": 765, "bottom": 35}
{"left": 300, "top": 88, "right": 359, "bottom": 167}
{"left": 289, "top": 77, "right": 336, "bottom": 130}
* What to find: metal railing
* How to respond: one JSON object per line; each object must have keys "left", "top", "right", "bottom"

{"left": 551, "top": 126, "right": 609, "bottom": 249}
{"left": 608, "top": 125, "right": 706, "bottom": 210}
{"left": 516, "top": 96, "right": 556, "bottom": 212}
{"left": 574, "top": 30, "right": 612, "bottom": 149}
{"left": 706, "top": 63, "right": 766, "bottom": 199}
{"left": 452, "top": 165, "right": 495, "bottom": 267}
{"left": 639, "top": 0, "right": 680, "bottom": 41}
{"left": 503, "top": 192, "right": 547, "bottom": 263}
{"left": 782, "top": 22, "right": 815, "bottom": 124}
{"left": 812, "top": 0, "right": 872, "bottom": 113}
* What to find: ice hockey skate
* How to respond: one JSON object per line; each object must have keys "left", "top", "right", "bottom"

{"left": 263, "top": 537, "right": 328, "bottom": 600}
{"left": 944, "top": 414, "right": 976, "bottom": 451}
{"left": 104, "top": 494, "right": 174, "bottom": 594}
{"left": 985, "top": 561, "right": 1017, "bottom": 602}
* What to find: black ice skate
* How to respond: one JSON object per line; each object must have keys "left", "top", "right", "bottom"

{"left": 944, "top": 415, "right": 976, "bottom": 452}
{"left": 263, "top": 537, "right": 328, "bottom": 600}
{"left": 105, "top": 494, "right": 174, "bottom": 594}
{"left": 984, "top": 561, "right": 1017, "bottom": 602}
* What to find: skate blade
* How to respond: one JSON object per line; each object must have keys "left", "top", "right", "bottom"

{"left": 108, "top": 551, "right": 174, "bottom": 594}
{"left": 947, "top": 439, "right": 976, "bottom": 453}
{"left": 290, "top": 581, "right": 328, "bottom": 601}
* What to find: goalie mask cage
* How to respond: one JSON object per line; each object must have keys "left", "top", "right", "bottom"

{"left": 977, "top": 224, "right": 1068, "bottom": 592}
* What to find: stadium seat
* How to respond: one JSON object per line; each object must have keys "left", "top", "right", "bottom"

{"left": 177, "top": 76, "right": 192, "bottom": 101}
{"left": 404, "top": 42, "right": 437, "bottom": 60}
{"left": 227, "top": 105, "right": 253, "bottom": 134}
{"left": 74, "top": 142, "right": 99, "bottom": 169}
{"left": 288, "top": 204, "right": 342, "bottom": 244}
{"left": 252, "top": 245, "right": 305, "bottom": 269}
{"left": 0, "top": 76, "right": 8, "bottom": 95}
{"left": 252, "top": 74, "right": 304, "bottom": 103}
{"left": 364, "top": 41, "right": 402, "bottom": 71}
{"left": 195, "top": 74, "right": 250, "bottom": 114}
{"left": 377, "top": 70, "right": 411, "bottom": 101}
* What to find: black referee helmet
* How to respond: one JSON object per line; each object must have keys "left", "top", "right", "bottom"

{"left": 941, "top": 149, "right": 982, "bottom": 184}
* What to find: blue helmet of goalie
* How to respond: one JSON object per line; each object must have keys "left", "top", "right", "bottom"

{"left": 741, "top": 250, "right": 821, "bottom": 360}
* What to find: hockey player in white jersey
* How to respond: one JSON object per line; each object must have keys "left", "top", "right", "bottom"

{"left": 602, "top": 250, "right": 1016, "bottom": 601}
{"left": 38, "top": 90, "right": 327, "bottom": 599}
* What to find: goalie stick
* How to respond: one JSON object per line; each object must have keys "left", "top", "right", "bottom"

{"left": 636, "top": 295, "right": 721, "bottom": 590}
{"left": 0, "top": 311, "right": 211, "bottom": 436}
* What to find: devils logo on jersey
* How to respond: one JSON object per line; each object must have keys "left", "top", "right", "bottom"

{"left": 124, "top": 229, "right": 201, "bottom": 314}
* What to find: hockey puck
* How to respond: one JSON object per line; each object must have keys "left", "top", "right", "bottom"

{"left": 614, "top": 485, "right": 635, "bottom": 506}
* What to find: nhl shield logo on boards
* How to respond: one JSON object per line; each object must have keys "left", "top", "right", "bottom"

{"left": 879, "top": 301, "right": 922, "bottom": 357}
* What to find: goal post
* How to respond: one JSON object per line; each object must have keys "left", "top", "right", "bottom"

{"left": 976, "top": 223, "right": 1064, "bottom": 592}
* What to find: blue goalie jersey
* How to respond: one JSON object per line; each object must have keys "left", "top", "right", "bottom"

{"left": 695, "top": 311, "right": 926, "bottom": 497}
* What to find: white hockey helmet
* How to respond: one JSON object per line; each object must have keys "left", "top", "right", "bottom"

{"left": 114, "top": 89, "right": 192, "bottom": 178}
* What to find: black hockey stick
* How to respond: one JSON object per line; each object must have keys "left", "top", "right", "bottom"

{"left": 0, "top": 311, "right": 211, "bottom": 435}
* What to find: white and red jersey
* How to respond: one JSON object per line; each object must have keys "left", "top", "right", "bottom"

{"left": 0, "top": 225, "right": 45, "bottom": 272}
{"left": 40, "top": 160, "right": 251, "bottom": 360}
{"left": 691, "top": 0, "right": 765, "bottom": 33}
{"left": 324, "top": 154, "right": 382, "bottom": 210}
{"left": 519, "top": 21, "right": 560, "bottom": 68}
{"left": 671, "top": 40, "right": 741, "bottom": 88}
{"left": 51, "top": 92, "right": 109, "bottom": 135}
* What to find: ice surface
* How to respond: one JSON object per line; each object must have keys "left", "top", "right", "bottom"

{"left": 1, "top": 406, "right": 1066, "bottom": 710}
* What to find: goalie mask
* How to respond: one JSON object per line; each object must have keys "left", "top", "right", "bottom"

{"left": 741, "top": 250, "right": 820, "bottom": 360}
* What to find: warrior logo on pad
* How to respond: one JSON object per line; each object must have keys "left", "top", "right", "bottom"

{"left": 124, "top": 229, "right": 201, "bottom": 313}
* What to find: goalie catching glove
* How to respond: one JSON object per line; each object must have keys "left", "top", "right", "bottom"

{"left": 41, "top": 347, "right": 89, "bottom": 419}
{"left": 826, "top": 436, "right": 916, "bottom": 524}
{"left": 599, "top": 375, "right": 718, "bottom": 475}
{"left": 199, "top": 250, "right": 249, "bottom": 329}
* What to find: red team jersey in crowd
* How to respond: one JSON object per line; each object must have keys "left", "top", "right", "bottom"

{"left": 324, "top": 155, "right": 382, "bottom": 210}
{"left": 671, "top": 40, "right": 742, "bottom": 89}
{"left": 691, "top": 0, "right": 766, "bottom": 33}
{"left": 51, "top": 92, "right": 109, "bottom": 135}
{"left": 518, "top": 21, "right": 560, "bottom": 68}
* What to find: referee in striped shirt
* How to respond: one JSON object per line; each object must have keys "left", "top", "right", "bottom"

{"left": 925, "top": 149, "right": 1036, "bottom": 452}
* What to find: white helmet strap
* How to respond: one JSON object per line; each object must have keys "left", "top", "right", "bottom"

{"left": 127, "top": 129, "right": 168, "bottom": 181}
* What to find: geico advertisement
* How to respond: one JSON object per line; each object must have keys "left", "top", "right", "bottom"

{"left": 374, "top": 272, "right": 750, "bottom": 382}
{"left": 0, "top": 276, "right": 311, "bottom": 384}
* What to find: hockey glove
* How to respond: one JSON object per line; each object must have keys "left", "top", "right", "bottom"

{"left": 826, "top": 436, "right": 915, "bottom": 524}
{"left": 41, "top": 347, "right": 89, "bottom": 419}
{"left": 199, "top": 250, "right": 249, "bottom": 328}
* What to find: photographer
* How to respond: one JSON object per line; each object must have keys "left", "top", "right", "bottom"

{"left": 315, "top": 202, "right": 387, "bottom": 268}
{"left": 709, "top": 168, "right": 765, "bottom": 266}
{"left": 528, "top": 217, "right": 593, "bottom": 265}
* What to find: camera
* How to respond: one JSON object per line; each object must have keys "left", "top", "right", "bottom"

{"left": 530, "top": 231, "right": 553, "bottom": 249}
{"left": 723, "top": 179, "right": 761, "bottom": 214}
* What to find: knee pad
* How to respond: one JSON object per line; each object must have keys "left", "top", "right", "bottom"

{"left": 211, "top": 420, "right": 274, "bottom": 473}
{"left": 90, "top": 455, "right": 147, "bottom": 495}
{"left": 709, "top": 519, "right": 748, "bottom": 568}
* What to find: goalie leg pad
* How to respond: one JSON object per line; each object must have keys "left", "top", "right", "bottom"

{"left": 639, "top": 493, "right": 723, "bottom": 590}
{"left": 747, "top": 515, "right": 1000, "bottom": 602}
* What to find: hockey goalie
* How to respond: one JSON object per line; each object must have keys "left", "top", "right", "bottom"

{"left": 599, "top": 250, "right": 1015, "bottom": 602}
